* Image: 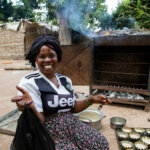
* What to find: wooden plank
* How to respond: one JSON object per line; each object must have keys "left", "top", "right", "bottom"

{"left": 93, "top": 80, "right": 148, "bottom": 86}
{"left": 90, "top": 39, "right": 94, "bottom": 93}
{"left": 0, "top": 128, "right": 15, "bottom": 136}
{"left": 94, "top": 46, "right": 150, "bottom": 53}
{"left": 94, "top": 46, "right": 150, "bottom": 63}
{"left": 57, "top": 45, "right": 89, "bottom": 72}
{"left": 94, "top": 63, "right": 149, "bottom": 75}
{"left": 0, "top": 109, "right": 18, "bottom": 122}
{"left": 57, "top": 46, "right": 91, "bottom": 85}
{"left": 92, "top": 80, "right": 148, "bottom": 89}
{"left": 0, "top": 109, "right": 20, "bottom": 136}
{"left": 93, "top": 72, "right": 148, "bottom": 85}
{"left": 110, "top": 98, "right": 149, "bottom": 105}
{"left": 94, "top": 71, "right": 148, "bottom": 76}
{"left": 94, "top": 62, "right": 150, "bottom": 65}
{"left": 93, "top": 35, "right": 150, "bottom": 46}
{"left": 94, "top": 54, "right": 150, "bottom": 63}
{"left": 148, "top": 65, "right": 150, "bottom": 94}
{"left": 144, "top": 103, "right": 150, "bottom": 112}
{"left": 91, "top": 85, "right": 150, "bottom": 96}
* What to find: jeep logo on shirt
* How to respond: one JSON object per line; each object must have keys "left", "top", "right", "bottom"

{"left": 48, "top": 95, "right": 74, "bottom": 108}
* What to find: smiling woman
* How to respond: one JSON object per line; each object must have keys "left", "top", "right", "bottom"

{"left": 35, "top": 46, "right": 58, "bottom": 79}
{"left": 11, "top": 35, "right": 111, "bottom": 149}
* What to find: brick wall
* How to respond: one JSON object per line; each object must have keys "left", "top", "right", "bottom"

{"left": 24, "top": 26, "right": 57, "bottom": 55}
{"left": 0, "top": 30, "right": 25, "bottom": 59}
{"left": 25, "top": 27, "right": 39, "bottom": 55}
{"left": 0, "top": 22, "right": 58, "bottom": 60}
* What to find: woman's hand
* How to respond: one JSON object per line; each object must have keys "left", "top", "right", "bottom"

{"left": 11, "top": 86, "right": 33, "bottom": 111}
{"left": 89, "top": 94, "right": 112, "bottom": 105}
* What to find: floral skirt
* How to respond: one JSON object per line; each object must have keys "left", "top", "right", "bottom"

{"left": 44, "top": 111, "right": 109, "bottom": 150}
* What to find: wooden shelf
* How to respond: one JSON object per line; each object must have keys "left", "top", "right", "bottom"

{"left": 110, "top": 98, "right": 149, "bottom": 105}
{"left": 94, "top": 71, "right": 148, "bottom": 76}
{"left": 91, "top": 85, "right": 150, "bottom": 96}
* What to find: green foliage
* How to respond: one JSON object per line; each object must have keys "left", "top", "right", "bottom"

{"left": 137, "top": 0, "right": 141, "bottom": 7}
{"left": 39, "top": 0, "right": 107, "bottom": 31}
{"left": 112, "top": 0, "right": 150, "bottom": 29}
{"left": 22, "top": 0, "right": 39, "bottom": 9}
{"left": 12, "top": 5, "right": 35, "bottom": 21}
{"left": 99, "top": 13, "right": 115, "bottom": 30}
{"left": 0, "top": 0, "right": 13, "bottom": 22}
{"left": 12, "top": 0, "right": 39, "bottom": 22}
{"left": 0, "top": 0, "right": 40, "bottom": 22}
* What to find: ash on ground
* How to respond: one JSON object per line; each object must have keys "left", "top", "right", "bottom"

{"left": 74, "top": 90, "right": 149, "bottom": 100}
{"left": 97, "top": 90, "right": 148, "bottom": 100}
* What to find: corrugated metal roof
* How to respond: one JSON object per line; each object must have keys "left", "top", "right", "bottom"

{"left": 5, "top": 22, "right": 21, "bottom": 31}
{"left": 0, "top": 19, "right": 59, "bottom": 32}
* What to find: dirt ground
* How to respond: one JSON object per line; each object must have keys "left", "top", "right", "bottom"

{"left": 0, "top": 60, "right": 150, "bottom": 150}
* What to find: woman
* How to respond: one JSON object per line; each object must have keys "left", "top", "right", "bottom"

{"left": 11, "top": 35, "right": 111, "bottom": 150}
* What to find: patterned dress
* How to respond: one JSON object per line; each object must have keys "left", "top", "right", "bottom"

{"left": 44, "top": 112, "right": 109, "bottom": 150}
{"left": 18, "top": 71, "right": 109, "bottom": 150}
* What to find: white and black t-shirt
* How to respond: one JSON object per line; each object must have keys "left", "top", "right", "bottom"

{"left": 18, "top": 70, "right": 76, "bottom": 115}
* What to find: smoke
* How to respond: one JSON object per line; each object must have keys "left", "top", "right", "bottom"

{"left": 49, "top": 0, "right": 105, "bottom": 38}
{"left": 49, "top": 0, "right": 135, "bottom": 38}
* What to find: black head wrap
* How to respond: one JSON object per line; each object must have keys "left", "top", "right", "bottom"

{"left": 26, "top": 35, "right": 62, "bottom": 67}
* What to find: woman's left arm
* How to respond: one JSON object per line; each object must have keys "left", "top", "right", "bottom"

{"left": 71, "top": 94, "right": 112, "bottom": 113}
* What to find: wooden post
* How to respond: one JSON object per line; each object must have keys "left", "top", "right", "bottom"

{"left": 90, "top": 39, "right": 94, "bottom": 95}
{"left": 0, "top": 109, "right": 19, "bottom": 136}
{"left": 148, "top": 65, "right": 150, "bottom": 94}
{"left": 148, "top": 111, "right": 150, "bottom": 122}
{"left": 144, "top": 103, "right": 150, "bottom": 112}
{"left": 145, "top": 65, "right": 150, "bottom": 112}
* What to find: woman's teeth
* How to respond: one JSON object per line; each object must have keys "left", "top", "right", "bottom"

{"left": 44, "top": 65, "right": 52, "bottom": 69}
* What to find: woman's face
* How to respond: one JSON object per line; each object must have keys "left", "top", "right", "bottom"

{"left": 36, "top": 45, "right": 58, "bottom": 77}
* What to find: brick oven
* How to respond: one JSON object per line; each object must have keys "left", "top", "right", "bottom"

{"left": 90, "top": 34, "right": 150, "bottom": 111}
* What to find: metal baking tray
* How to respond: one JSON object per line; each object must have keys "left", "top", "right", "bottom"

{"left": 115, "top": 127, "right": 150, "bottom": 150}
